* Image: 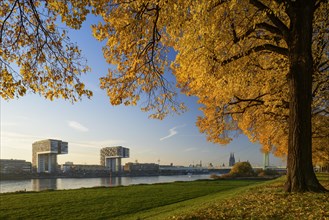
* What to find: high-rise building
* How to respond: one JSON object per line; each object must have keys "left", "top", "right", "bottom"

{"left": 229, "top": 153, "right": 236, "bottom": 167}
{"left": 32, "top": 139, "right": 68, "bottom": 173}
{"left": 100, "top": 146, "right": 129, "bottom": 172}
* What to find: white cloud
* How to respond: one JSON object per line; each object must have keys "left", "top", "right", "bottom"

{"left": 160, "top": 124, "right": 185, "bottom": 141}
{"left": 0, "top": 131, "right": 124, "bottom": 150}
{"left": 184, "top": 147, "right": 197, "bottom": 152}
{"left": 0, "top": 130, "right": 126, "bottom": 162}
{"left": 0, "top": 132, "right": 50, "bottom": 160}
{"left": 1, "top": 122, "right": 19, "bottom": 127}
{"left": 70, "top": 139, "right": 126, "bottom": 149}
{"left": 1, "top": 116, "right": 31, "bottom": 128}
{"left": 68, "top": 121, "right": 89, "bottom": 132}
{"left": 1, "top": 131, "right": 48, "bottom": 145}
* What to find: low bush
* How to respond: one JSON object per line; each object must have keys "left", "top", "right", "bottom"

{"left": 211, "top": 162, "right": 257, "bottom": 179}
{"left": 229, "top": 161, "right": 256, "bottom": 177}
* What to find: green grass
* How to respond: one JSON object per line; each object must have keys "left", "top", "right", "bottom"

{"left": 0, "top": 179, "right": 262, "bottom": 220}
{"left": 1, "top": 174, "right": 328, "bottom": 220}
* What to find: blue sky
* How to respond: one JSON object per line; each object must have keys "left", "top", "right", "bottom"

{"left": 0, "top": 15, "right": 286, "bottom": 167}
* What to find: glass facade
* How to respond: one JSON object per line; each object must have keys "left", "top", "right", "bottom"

{"left": 32, "top": 139, "right": 68, "bottom": 173}
{"left": 100, "top": 146, "right": 130, "bottom": 172}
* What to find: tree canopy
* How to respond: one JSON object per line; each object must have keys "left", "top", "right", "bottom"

{"left": 87, "top": 0, "right": 328, "bottom": 169}
{"left": 0, "top": 0, "right": 92, "bottom": 101}
{"left": 88, "top": 0, "right": 329, "bottom": 191}
{"left": 1, "top": 0, "right": 328, "bottom": 191}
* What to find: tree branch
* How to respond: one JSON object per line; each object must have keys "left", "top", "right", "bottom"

{"left": 249, "top": 0, "right": 289, "bottom": 41}
{"left": 256, "top": 22, "right": 284, "bottom": 37}
{"left": 207, "top": 0, "right": 227, "bottom": 12}
{"left": 215, "top": 43, "right": 288, "bottom": 66}
{"left": 312, "top": 108, "right": 329, "bottom": 116}
{"left": 0, "top": 0, "right": 18, "bottom": 44}
{"left": 229, "top": 93, "right": 267, "bottom": 105}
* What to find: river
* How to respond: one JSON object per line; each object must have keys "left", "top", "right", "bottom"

{"left": 0, "top": 174, "right": 213, "bottom": 193}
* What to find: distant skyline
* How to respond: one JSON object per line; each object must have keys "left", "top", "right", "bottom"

{"left": 0, "top": 15, "right": 286, "bottom": 168}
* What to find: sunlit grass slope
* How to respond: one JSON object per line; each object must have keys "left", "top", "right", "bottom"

{"left": 171, "top": 173, "right": 329, "bottom": 220}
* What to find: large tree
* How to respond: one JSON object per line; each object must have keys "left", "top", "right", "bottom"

{"left": 87, "top": 0, "right": 328, "bottom": 192}
{"left": 1, "top": 0, "right": 328, "bottom": 192}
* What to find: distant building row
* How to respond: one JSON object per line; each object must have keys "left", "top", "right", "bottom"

{"left": 0, "top": 159, "right": 31, "bottom": 174}
{"left": 1, "top": 139, "right": 237, "bottom": 175}
{"left": 31, "top": 139, "right": 130, "bottom": 173}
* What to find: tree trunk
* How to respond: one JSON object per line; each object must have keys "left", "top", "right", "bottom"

{"left": 285, "top": 1, "right": 326, "bottom": 192}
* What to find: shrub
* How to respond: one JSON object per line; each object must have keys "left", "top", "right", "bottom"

{"left": 229, "top": 162, "right": 255, "bottom": 177}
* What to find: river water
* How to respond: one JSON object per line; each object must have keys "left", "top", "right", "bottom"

{"left": 0, "top": 174, "right": 213, "bottom": 193}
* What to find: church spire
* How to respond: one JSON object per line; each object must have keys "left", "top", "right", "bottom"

{"left": 229, "top": 152, "right": 235, "bottom": 167}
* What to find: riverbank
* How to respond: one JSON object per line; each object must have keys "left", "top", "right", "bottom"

{"left": 0, "top": 174, "right": 328, "bottom": 219}
{"left": 0, "top": 170, "right": 219, "bottom": 181}
{"left": 0, "top": 174, "right": 214, "bottom": 193}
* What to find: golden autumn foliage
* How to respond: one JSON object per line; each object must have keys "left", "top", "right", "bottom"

{"left": 229, "top": 161, "right": 256, "bottom": 177}
{"left": 86, "top": 0, "right": 328, "bottom": 167}
{"left": 1, "top": 1, "right": 328, "bottom": 174}
{"left": 0, "top": 0, "right": 92, "bottom": 101}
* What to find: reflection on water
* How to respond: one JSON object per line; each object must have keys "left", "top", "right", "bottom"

{"left": 32, "top": 179, "right": 57, "bottom": 191}
{"left": 0, "top": 174, "right": 212, "bottom": 193}
{"left": 101, "top": 176, "right": 122, "bottom": 186}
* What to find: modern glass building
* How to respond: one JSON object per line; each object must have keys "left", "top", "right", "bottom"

{"left": 100, "top": 146, "right": 129, "bottom": 172}
{"left": 32, "top": 139, "right": 68, "bottom": 173}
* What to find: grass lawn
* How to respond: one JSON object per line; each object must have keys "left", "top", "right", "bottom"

{"left": 0, "top": 179, "right": 262, "bottom": 220}
{"left": 0, "top": 174, "right": 328, "bottom": 220}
